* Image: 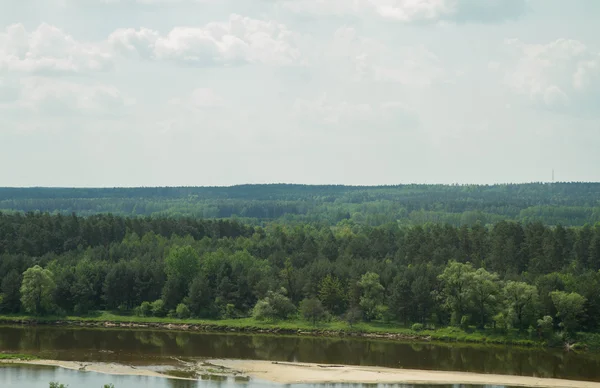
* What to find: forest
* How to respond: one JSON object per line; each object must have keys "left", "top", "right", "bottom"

{"left": 1, "top": 183, "right": 600, "bottom": 226}
{"left": 2, "top": 211, "right": 600, "bottom": 342}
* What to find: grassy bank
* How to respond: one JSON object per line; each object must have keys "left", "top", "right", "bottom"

{"left": 0, "top": 353, "right": 38, "bottom": 361}
{"left": 0, "top": 311, "right": 550, "bottom": 347}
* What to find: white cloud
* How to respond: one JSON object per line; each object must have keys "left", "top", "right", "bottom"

{"left": 169, "top": 87, "right": 224, "bottom": 109}
{"left": 501, "top": 38, "right": 600, "bottom": 113}
{"left": 14, "top": 78, "right": 133, "bottom": 117}
{"left": 0, "top": 24, "right": 113, "bottom": 74}
{"left": 329, "top": 27, "right": 444, "bottom": 86}
{"left": 109, "top": 14, "right": 302, "bottom": 66}
{"left": 293, "top": 94, "right": 418, "bottom": 131}
{"left": 0, "top": 77, "right": 20, "bottom": 103}
{"left": 281, "top": 0, "right": 526, "bottom": 23}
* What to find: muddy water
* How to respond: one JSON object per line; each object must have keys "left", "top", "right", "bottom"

{"left": 0, "top": 325, "right": 599, "bottom": 381}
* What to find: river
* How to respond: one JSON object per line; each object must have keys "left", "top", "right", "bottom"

{"left": 1, "top": 325, "right": 599, "bottom": 386}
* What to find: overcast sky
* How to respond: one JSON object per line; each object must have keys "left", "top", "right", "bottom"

{"left": 1, "top": 0, "right": 599, "bottom": 187}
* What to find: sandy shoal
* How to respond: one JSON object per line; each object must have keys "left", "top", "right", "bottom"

{"left": 2, "top": 359, "right": 167, "bottom": 378}
{"left": 210, "top": 359, "right": 600, "bottom": 388}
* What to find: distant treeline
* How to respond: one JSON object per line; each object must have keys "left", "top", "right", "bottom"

{"left": 1, "top": 183, "right": 600, "bottom": 226}
{"left": 2, "top": 212, "right": 600, "bottom": 339}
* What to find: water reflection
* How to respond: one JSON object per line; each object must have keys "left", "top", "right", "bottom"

{"left": 0, "top": 325, "right": 599, "bottom": 381}
{"left": 0, "top": 365, "right": 507, "bottom": 388}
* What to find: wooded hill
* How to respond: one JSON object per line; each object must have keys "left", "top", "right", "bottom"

{"left": 1, "top": 183, "right": 600, "bottom": 226}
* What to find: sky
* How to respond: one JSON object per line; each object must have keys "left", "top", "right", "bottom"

{"left": 0, "top": 0, "right": 599, "bottom": 187}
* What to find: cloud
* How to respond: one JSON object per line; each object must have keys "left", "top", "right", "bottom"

{"left": 109, "top": 14, "right": 302, "bottom": 66}
{"left": 13, "top": 77, "right": 134, "bottom": 117}
{"left": 280, "top": 0, "right": 527, "bottom": 23}
{"left": 328, "top": 27, "right": 444, "bottom": 86}
{"left": 169, "top": 87, "right": 224, "bottom": 110}
{"left": 500, "top": 38, "right": 600, "bottom": 114}
{"left": 293, "top": 94, "right": 418, "bottom": 132}
{"left": 0, "top": 24, "right": 113, "bottom": 74}
{"left": 0, "top": 77, "right": 20, "bottom": 103}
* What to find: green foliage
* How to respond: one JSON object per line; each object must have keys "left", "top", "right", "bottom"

{"left": 438, "top": 262, "right": 475, "bottom": 325}
{"left": 0, "top": 269, "right": 21, "bottom": 313}
{"left": 537, "top": 315, "right": 555, "bottom": 341}
{"left": 299, "top": 297, "right": 326, "bottom": 325}
{"left": 318, "top": 274, "right": 347, "bottom": 315}
{"left": 2, "top": 206, "right": 600, "bottom": 342}
{"left": 345, "top": 306, "right": 362, "bottom": 328}
{"left": 176, "top": 303, "right": 190, "bottom": 319}
{"left": 0, "top": 353, "right": 38, "bottom": 360}
{"left": 411, "top": 323, "right": 424, "bottom": 332}
{"left": 135, "top": 301, "right": 152, "bottom": 317}
{"left": 550, "top": 291, "right": 587, "bottom": 334}
{"left": 503, "top": 281, "right": 539, "bottom": 329}
{"left": 49, "top": 383, "right": 68, "bottom": 388}
{"left": 252, "top": 289, "right": 296, "bottom": 321}
{"left": 151, "top": 299, "right": 166, "bottom": 317}
{"left": 20, "top": 266, "right": 56, "bottom": 315}
{"left": 358, "top": 272, "right": 385, "bottom": 321}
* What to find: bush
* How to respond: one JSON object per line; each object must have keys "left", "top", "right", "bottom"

{"left": 411, "top": 323, "right": 424, "bottom": 332}
{"left": 345, "top": 306, "right": 362, "bottom": 328}
{"left": 252, "top": 289, "right": 296, "bottom": 321}
{"left": 151, "top": 299, "right": 166, "bottom": 317}
{"left": 299, "top": 298, "right": 326, "bottom": 325}
{"left": 176, "top": 303, "right": 191, "bottom": 319}
{"left": 134, "top": 301, "right": 152, "bottom": 317}
{"left": 537, "top": 315, "right": 554, "bottom": 340}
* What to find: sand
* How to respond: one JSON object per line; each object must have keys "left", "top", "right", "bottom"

{"left": 209, "top": 359, "right": 600, "bottom": 388}
{"left": 2, "top": 359, "right": 170, "bottom": 378}
{"left": 3, "top": 358, "right": 600, "bottom": 387}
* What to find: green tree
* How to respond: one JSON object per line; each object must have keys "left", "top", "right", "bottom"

{"left": 469, "top": 268, "right": 501, "bottom": 328}
{"left": 163, "top": 245, "right": 200, "bottom": 308}
{"left": 503, "top": 281, "right": 539, "bottom": 329}
{"left": 20, "top": 266, "right": 56, "bottom": 315}
{"left": 176, "top": 303, "right": 191, "bottom": 319}
{"left": 1, "top": 270, "right": 22, "bottom": 313}
{"left": 299, "top": 297, "right": 326, "bottom": 325}
{"left": 550, "top": 291, "right": 587, "bottom": 334}
{"left": 438, "top": 261, "right": 475, "bottom": 326}
{"left": 186, "top": 276, "right": 213, "bottom": 317}
{"left": 151, "top": 299, "right": 166, "bottom": 317}
{"left": 252, "top": 289, "right": 296, "bottom": 321}
{"left": 318, "top": 274, "right": 347, "bottom": 315}
{"left": 358, "top": 272, "right": 384, "bottom": 321}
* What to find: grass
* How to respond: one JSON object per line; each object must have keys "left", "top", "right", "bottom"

{"left": 0, "top": 353, "right": 38, "bottom": 361}
{"left": 0, "top": 311, "right": 547, "bottom": 348}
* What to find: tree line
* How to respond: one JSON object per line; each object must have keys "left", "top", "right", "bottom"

{"left": 2, "top": 212, "right": 600, "bottom": 340}
{"left": 2, "top": 183, "right": 600, "bottom": 226}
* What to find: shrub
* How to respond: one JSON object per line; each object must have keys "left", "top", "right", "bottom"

{"left": 411, "top": 323, "right": 424, "bottom": 332}
{"left": 134, "top": 301, "right": 152, "bottom": 317}
{"left": 151, "top": 299, "right": 166, "bottom": 317}
{"left": 252, "top": 289, "right": 296, "bottom": 321}
{"left": 176, "top": 303, "right": 191, "bottom": 319}
{"left": 300, "top": 298, "right": 326, "bottom": 325}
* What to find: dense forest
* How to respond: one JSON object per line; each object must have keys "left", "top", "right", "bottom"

{"left": 2, "top": 211, "right": 600, "bottom": 341}
{"left": 1, "top": 183, "right": 600, "bottom": 226}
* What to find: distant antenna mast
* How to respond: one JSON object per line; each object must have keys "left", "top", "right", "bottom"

{"left": 552, "top": 169, "right": 555, "bottom": 183}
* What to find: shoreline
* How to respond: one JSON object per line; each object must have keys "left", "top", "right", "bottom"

{"left": 0, "top": 316, "right": 544, "bottom": 349}
{"left": 210, "top": 359, "right": 600, "bottom": 387}
{"left": 4, "top": 358, "right": 600, "bottom": 388}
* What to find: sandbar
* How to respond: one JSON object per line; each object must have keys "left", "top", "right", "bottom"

{"left": 210, "top": 359, "right": 600, "bottom": 388}
{"left": 2, "top": 359, "right": 172, "bottom": 379}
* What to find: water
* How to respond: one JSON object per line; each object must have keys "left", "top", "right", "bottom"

{"left": 0, "top": 365, "right": 502, "bottom": 388}
{"left": 0, "top": 325, "right": 599, "bottom": 381}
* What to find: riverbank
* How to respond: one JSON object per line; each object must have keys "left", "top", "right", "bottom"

{"left": 210, "top": 359, "right": 600, "bottom": 387}
{"left": 6, "top": 357, "right": 600, "bottom": 388}
{"left": 1, "top": 311, "right": 593, "bottom": 350}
